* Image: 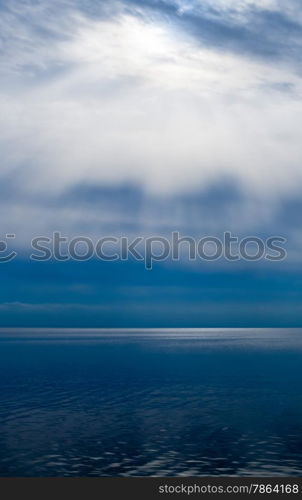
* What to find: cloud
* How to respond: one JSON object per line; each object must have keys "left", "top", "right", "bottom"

{"left": 0, "top": 0, "right": 302, "bottom": 242}
{"left": 1, "top": 259, "right": 302, "bottom": 327}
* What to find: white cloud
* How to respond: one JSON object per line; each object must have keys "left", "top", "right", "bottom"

{"left": 1, "top": 11, "right": 302, "bottom": 196}
{"left": 198, "top": 0, "right": 277, "bottom": 10}
{"left": 0, "top": 2, "right": 302, "bottom": 242}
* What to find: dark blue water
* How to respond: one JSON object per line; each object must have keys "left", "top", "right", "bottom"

{"left": 0, "top": 329, "right": 302, "bottom": 477}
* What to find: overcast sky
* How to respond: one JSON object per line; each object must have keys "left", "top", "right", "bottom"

{"left": 1, "top": 0, "right": 302, "bottom": 326}
{"left": 1, "top": 1, "right": 302, "bottom": 210}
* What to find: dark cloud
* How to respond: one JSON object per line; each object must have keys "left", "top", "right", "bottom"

{"left": 0, "top": 175, "right": 299, "bottom": 238}
{"left": 0, "top": 257, "right": 302, "bottom": 327}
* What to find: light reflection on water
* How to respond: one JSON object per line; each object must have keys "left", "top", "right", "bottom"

{"left": 0, "top": 329, "right": 302, "bottom": 477}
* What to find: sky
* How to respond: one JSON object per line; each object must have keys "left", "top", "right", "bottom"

{"left": 0, "top": 0, "right": 302, "bottom": 327}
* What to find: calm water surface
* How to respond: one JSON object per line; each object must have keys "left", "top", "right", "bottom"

{"left": 0, "top": 328, "right": 302, "bottom": 477}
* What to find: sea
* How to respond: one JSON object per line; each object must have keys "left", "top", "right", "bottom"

{"left": 0, "top": 328, "right": 302, "bottom": 477}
